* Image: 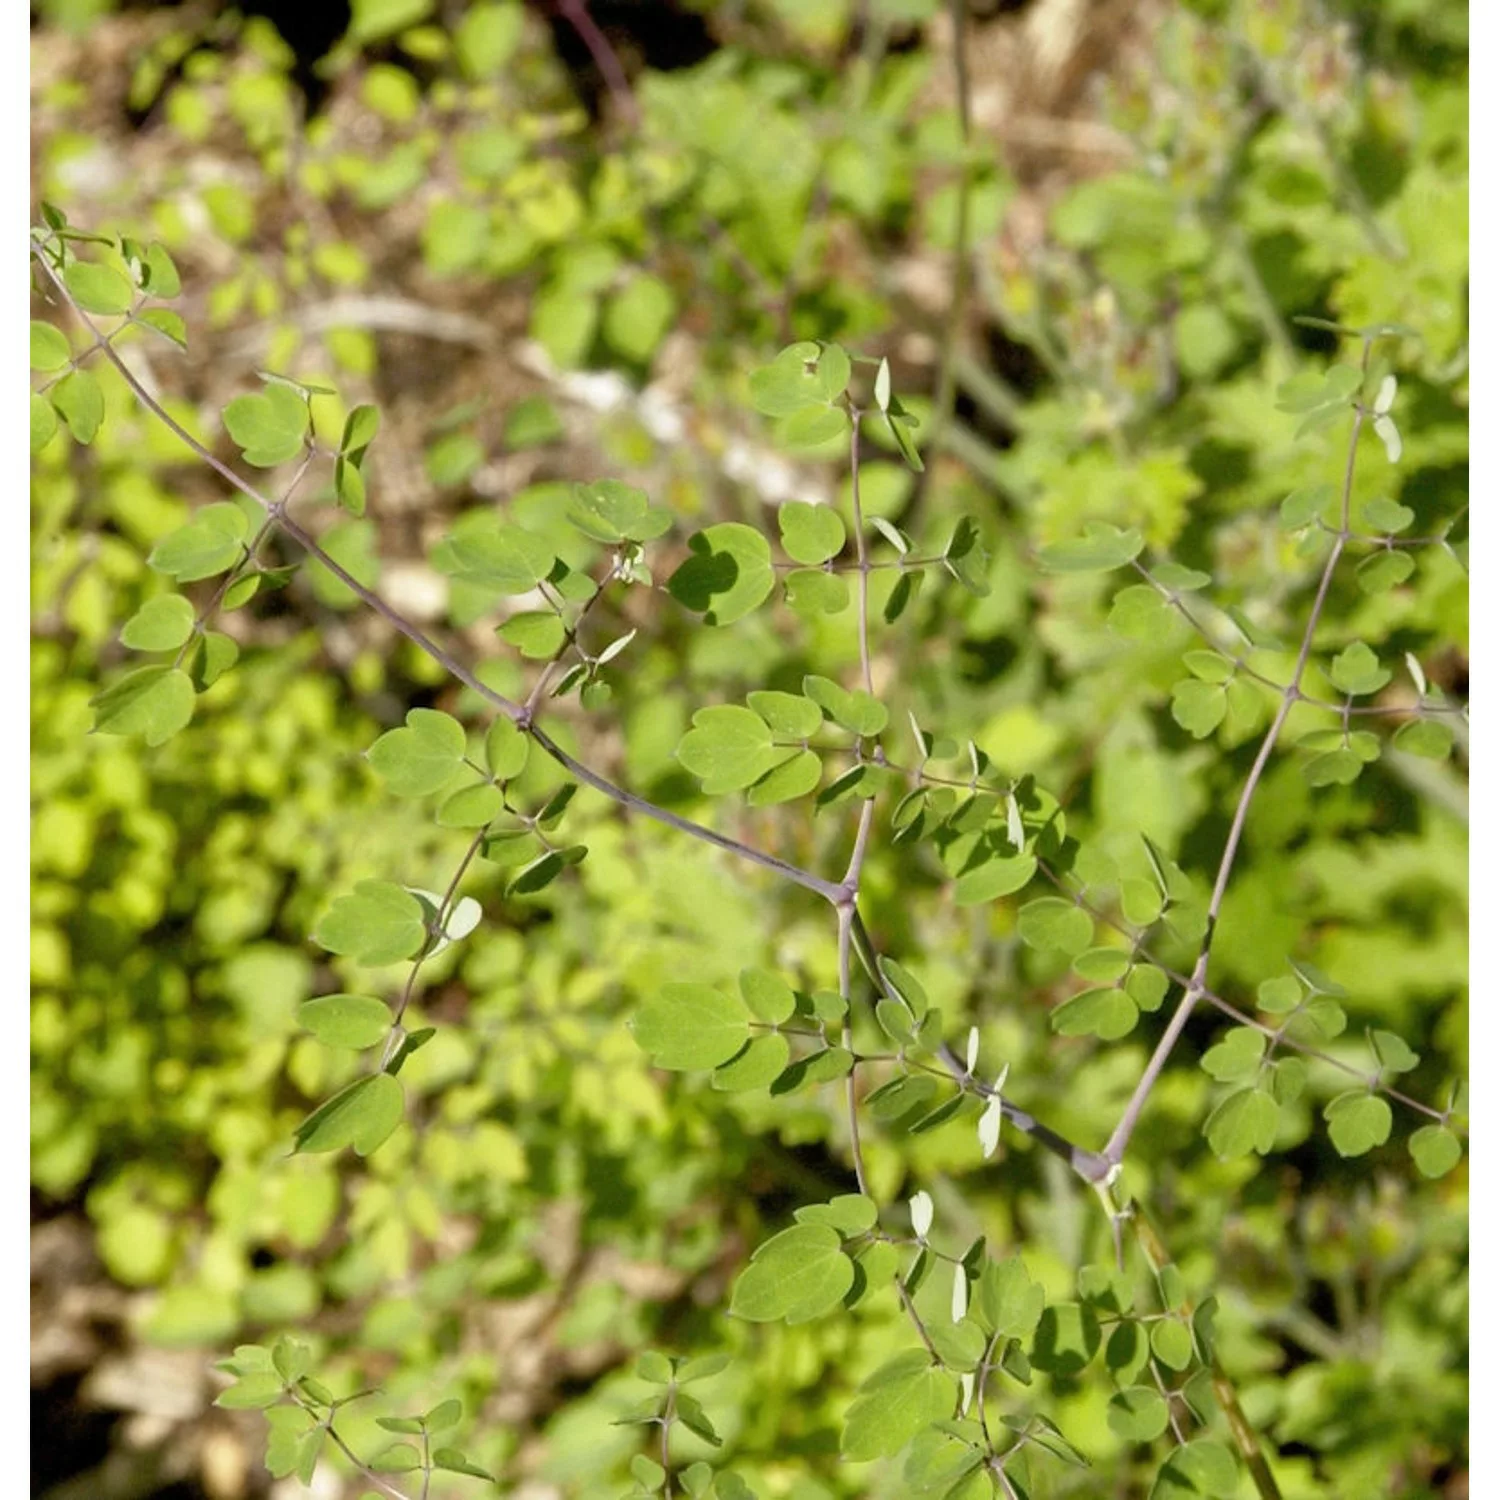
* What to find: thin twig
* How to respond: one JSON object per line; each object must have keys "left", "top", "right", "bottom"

{"left": 1105, "top": 348, "right": 1374, "bottom": 1167}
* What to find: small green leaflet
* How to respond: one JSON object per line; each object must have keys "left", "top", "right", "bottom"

{"left": 52, "top": 369, "right": 104, "bottom": 443}
{"left": 1324, "top": 1091, "right": 1392, "bottom": 1157}
{"left": 1408, "top": 1124, "right": 1462, "bottom": 1179}
{"left": 840, "top": 1351, "right": 958, "bottom": 1461}
{"left": 712, "top": 1034, "right": 790, "bottom": 1091}
{"left": 667, "top": 523, "right": 775, "bottom": 626}
{"left": 298, "top": 994, "right": 392, "bottom": 1049}
{"left": 778, "top": 501, "right": 845, "bottom": 565}
{"left": 567, "top": 479, "right": 673, "bottom": 543}
{"left": 1149, "top": 1439, "right": 1239, "bottom": 1499}
{"left": 64, "top": 259, "right": 135, "bottom": 315}
{"left": 30, "top": 320, "right": 71, "bottom": 371}
{"left": 90, "top": 666, "right": 195, "bottom": 746}
{"left": 631, "top": 983, "right": 752, "bottom": 1069}
{"left": 676, "top": 705, "right": 784, "bottom": 793}
{"left": 730, "top": 1223, "right": 854, "bottom": 1323}
{"left": 1036, "top": 523, "right": 1144, "bottom": 574}
{"left": 149, "top": 502, "right": 250, "bottom": 582}
{"left": 439, "top": 522, "right": 556, "bottom": 595}
{"left": 223, "top": 382, "right": 310, "bottom": 467}
{"left": 1328, "top": 641, "right": 1390, "bottom": 696}
{"left": 1016, "top": 898, "right": 1093, "bottom": 955}
{"left": 1109, "top": 1386, "right": 1169, "bottom": 1443}
{"left": 747, "top": 341, "right": 849, "bottom": 416}
{"left": 120, "top": 595, "right": 196, "bottom": 652}
{"left": 1204, "top": 1085, "right": 1279, "bottom": 1159}
{"left": 367, "top": 708, "right": 467, "bottom": 796}
{"left": 313, "top": 881, "right": 428, "bottom": 966}
{"left": 293, "top": 1073, "right": 404, "bottom": 1156}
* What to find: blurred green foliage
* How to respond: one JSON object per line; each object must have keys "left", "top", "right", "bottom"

{"left": 31, "top": 1, "right": 1465, "bottom": 1497}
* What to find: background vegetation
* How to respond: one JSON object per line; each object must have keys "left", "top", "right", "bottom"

{"left": 31, "top": 1, "right": 1466, "bottom": 1497}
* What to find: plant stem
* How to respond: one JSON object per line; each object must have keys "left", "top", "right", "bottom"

{"left": 1104, "top": 346, "right": 1372, "bottom": 1169}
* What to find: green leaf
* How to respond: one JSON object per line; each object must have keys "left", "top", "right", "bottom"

{"left": 1408, "top": 1124, "right": 1463, "bottom": 1179}
{"left": 1356, "top": 550, "right": 1416, "bottom": 593}
{"left": 293, "top": 1073, "right": 404, "bottom": 1156}
{"left": 1032, "top": 1303, "right": 1101, "bottom": 1376}
{"left": 1199, "top": 1026, "right": 1266, "bottom": 1082}
{"left": 1279, "top": 483, "right": 1336, "bottom": 529}
{"left": 1016, "top": 898, "right": 1093, "bottom": 955}
{"left": 484, "top": 717, "right": 529, "bottom": 781}
{"left": 840, "top": 1351, "right": 957, "bottom": 1462}
{"left": 1051, "top": 987, "right": 1136, "bottom": 1040}
{"left": 1393, "top": 718, "right": 1454, "bottom": 759}
{"left": 1108, "top": 584, "right": 1168, "bottom": 638}
{"left": 432, "top": 782, "right": 500, "bottom": 829}
{"left": 778, "top": 502, "right": 846, "bottom": 565}
{"left": 1371, "top": 1029, "right": 1419, "bottom": 1074}
{"left": 1304, "top": 748, "right": 1364, "bottom": 787}
{"left": 784, "top": 568, "right": 850, "bottom": 615}
{"left": 215, "top": 1373, "right": 285, "bottom": 1409}
{"left": 795, "top": 1194, "right": 878, "bottom": 1234}
{"left": 1151, "top": 1318, "right": 1194, "bottom": 1371}
{"left": 120, "top": 594, "right": 196, "bottom": 651}
{"left": 677, "top": 705, "right": 782, "bottom": 793}
{"left": 730, "top": 1223, "right": 854, "bottom": 1324}
{"left": 1204, "top": 1086, "right": 1279, "bottom": 1159}
{"left": 52, "top": 368, "right": 105, "bottom": 443}
{"left": 1324, "top": 1092, "right": 1392, "bottom": 1157}
{"left": 1362, "top": 496, "right": 1415, "bottom": 533}
{"left": 566, "top": 479, "right": 670, "bottom": 543}
{"left": 1328, "top": 642, "right": 1391, "bottom": 696}
{"left": 65, "top": 259, "right": 135, "bottom": 315}
{"left": 943, "top": 517, "right": 991, "bottom": 596}
{"left": 1074, "top": 948, "right": 1131, "bottom": 983}
{"left": 632, "top": 983, "right": 752, "bottom": 1070}
{"left": 1108, "top": 1387, "right": 1169, "bottom": 1443}
{"left": 367, "top": 708, "right": 467, "bottom": 796}
{"left": 668, "top": 523, "right": 775, "bottom": 626}
{"left": 90, "top": 666, "right": 195, "bottom": 746}
{"left": 298, "top": 994, "right": 391, "bottom": 1049}
{"left": 30, "top": 320, "right": 72, "bottom": 371}
{"left": 974, "top": 1256, "right": 1045, "bottom": 1340}
{"left": 31, "top": 392, "right": 58, "bottom": 453}
{"left": 1153, "top": 1440, "right": 1239, "bottom": 1498}
{"left": 748, "top": 341, "right": 842, "bottom": 416}
{"left": 747, "top": 749, "right": 821, "bottom": 805}
{"left": 738, "top": 968, "right": 796, "bottom": 1024}
{"left": 442, "top": 522, "right": 556, "bottom": 594}
{"left": 803, "top": 675, "right": 887, "bottom": 735}
{"left": 429, "top": 1392, "right": 462, "bottom": 1428}
{"left": 747, "top": 690, "right": 822, "bottom": 739}
{"left": 1036, "top": 523, "right": 1144, "bottom": 574}
{"left": 149, "top": 502, "right": 249, "bottom": 582}
{"left": 313, "top": 881, "right": 428, "bottom": 966}
{"left": 604, "top": 274, "right": 676, "bottom": 362}
{"left": 1256, "top": 975, "right": 1302, "bottom": 1013}
{"left": 223, "top": 382, "right": 310, "bottom": 467}
{"left": 1171, "top": 679, "right": 1227, "bottom": 738}
{"left": 497, "top": 610, "right": 567, "bottom": 659}
{"left": 953, "top": 854, "right": 1036, "bottom": 905}
{"left": 433, "top": 1449, "right": 493, "bottom": 1480}
{"left": 143, "top": 243, "right": 182, "bottom": 297}
{"left": 712, "top": 1033, "right": 791, "bottom": 1092}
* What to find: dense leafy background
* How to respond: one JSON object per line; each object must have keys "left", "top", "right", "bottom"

{"left": 31, "top": 2, "right": 1466, "bottom": 1498}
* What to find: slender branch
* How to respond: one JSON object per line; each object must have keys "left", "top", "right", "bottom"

{"left": 35, "top": 248, "right": 848, "bottom": 907}
{"left": 1105, "top": 355, "right": 1371, "bottom": 1167}
{"left": 556, "top": 0, "right": 639, "bottom": 129}
{"left": 846, "top": 908, "right": 1112, "bottom": 1183}
{"left": 1031, "top": 855, "right": 1459, "bottom": 1129}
